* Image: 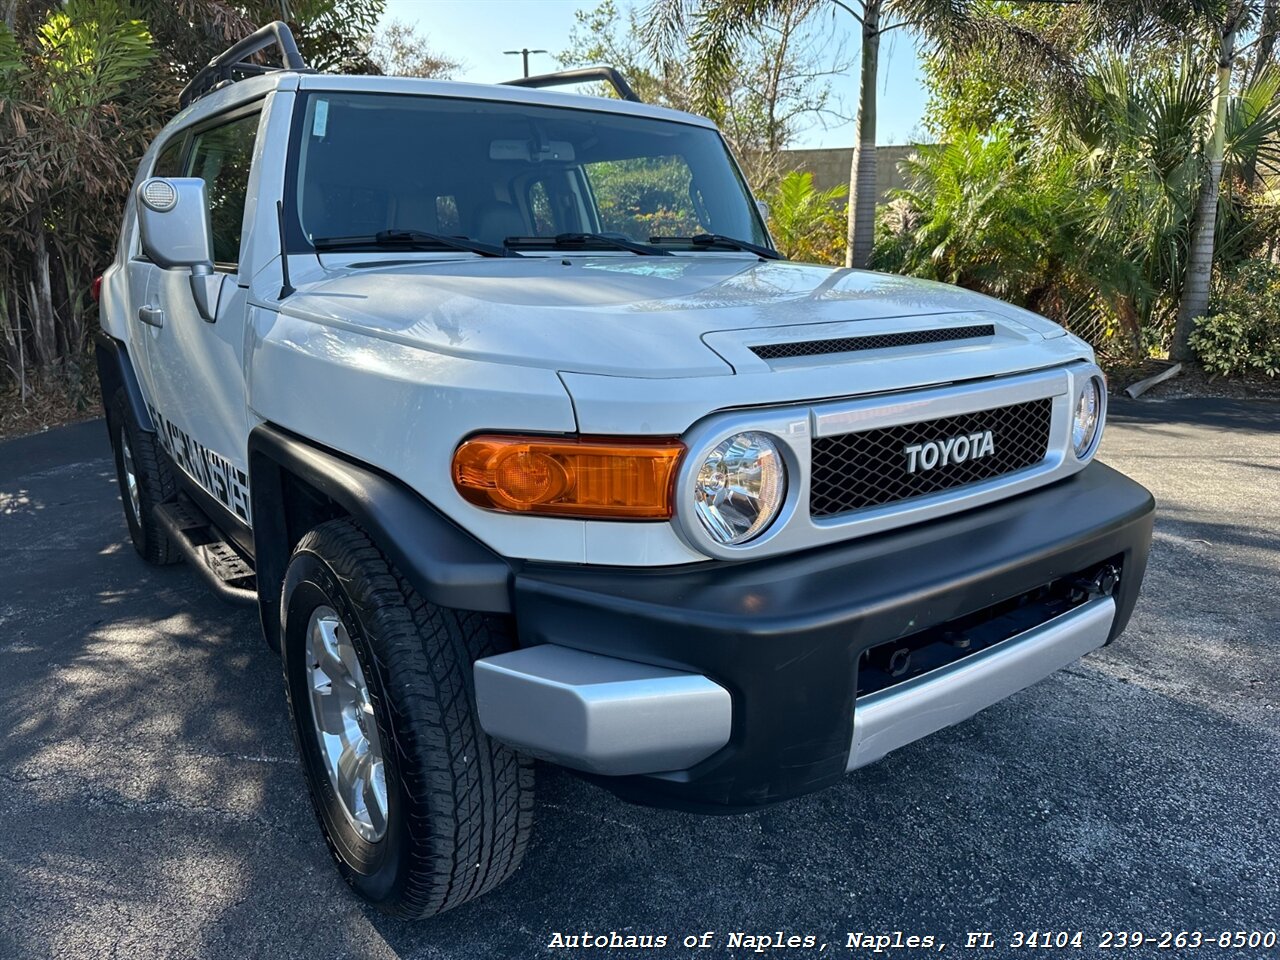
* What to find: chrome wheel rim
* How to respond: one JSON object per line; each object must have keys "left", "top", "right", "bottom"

{"left": 120, "top": 427, "right": 142, "bottom": 523}
{"left": 305, "top": 606, "right": 388, "bottom": 842}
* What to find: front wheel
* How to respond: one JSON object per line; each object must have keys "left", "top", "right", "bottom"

{"left": 281, "top": 518, "right": 534, "bottom": 918}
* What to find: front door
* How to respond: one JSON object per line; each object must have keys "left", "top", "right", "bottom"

{"left": 142, "top": 108, "right": 261, "bottom": 530}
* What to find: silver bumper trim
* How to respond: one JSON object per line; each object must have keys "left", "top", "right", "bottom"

{"left": 847, "top": 596, "right": 1116, "bottom": 771}
{"left": 474, "top": 644, "right": 732, "bottom": 776}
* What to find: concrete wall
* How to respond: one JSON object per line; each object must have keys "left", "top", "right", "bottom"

{"left": 781, "top": 145, "right": 918, "bottom": 202}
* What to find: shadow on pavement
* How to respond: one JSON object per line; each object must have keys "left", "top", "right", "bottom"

{"left": 1109, "top": 396, "right": 1280, "bottom": 433}
{"left": 0, "top": 413, "right": 1277, "bottom": 959}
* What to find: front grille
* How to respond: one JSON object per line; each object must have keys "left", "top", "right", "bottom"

{"left": 810, "top": 397, "right": 1053, "bottom": 517}
{"left": 750, "top": 324, "right": 995, "bottom": 361}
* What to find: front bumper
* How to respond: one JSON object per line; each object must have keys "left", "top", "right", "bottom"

{"left": 475, "top": 461, "right": 1154, "bottom": 811}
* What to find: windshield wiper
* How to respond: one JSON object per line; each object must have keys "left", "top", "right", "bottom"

{"left": 505, "top": 232, "right": 671, "bottom": 256}
{"left": 648, "top": 233, "right": 783, "bottom": 260}
{"left": 312, "top": 229, "right": 518, "bottom": 258}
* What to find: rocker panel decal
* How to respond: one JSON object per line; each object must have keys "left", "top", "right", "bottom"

{"left": 147, "top": 403, "right": 252, "bottom": 525}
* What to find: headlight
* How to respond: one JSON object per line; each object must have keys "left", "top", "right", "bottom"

{"left": 692, "top": 432, "right": 786, "bottom": 544}
{"left": 1072, "top": 377, "right": 1103, "bottom": 458}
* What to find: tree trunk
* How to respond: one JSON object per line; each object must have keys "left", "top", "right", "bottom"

{"left": 1243, "top": 0, "right": 1277, "bottom": 189}
{"left": 1249, "top": 0, "right": 1277, "bottom": 87}
{"left": 1173, "top": 16, "right": 1238, "bottom": 362}
{"left": 30, "top": 206, "right": 57, "bottom": 372}
{"left": 845, "top": 0, "right": 879, "bottom": 269}
{"left": 0, "top": 288, "right": 24, "bottom": 398}
{"left": 1116, "top": 295, "right": 1144, "bottom": 362}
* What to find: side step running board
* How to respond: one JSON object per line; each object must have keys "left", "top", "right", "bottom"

{"left": 154, "top": 499, "right": 257, "bottom": 607}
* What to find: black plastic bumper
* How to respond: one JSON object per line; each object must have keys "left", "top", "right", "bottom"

{"left": 511, "top": 462, "right": 1154, "bottom": 812}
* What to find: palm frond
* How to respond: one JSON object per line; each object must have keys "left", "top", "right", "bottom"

{"left": 1226, "top": 61, "right": 1280, "bottom": 176}
{"left": 0, "top": 23, "right": 22, "bottom": 100}
{"left": 640, "top": 0, "right": 782, "bottom": 119}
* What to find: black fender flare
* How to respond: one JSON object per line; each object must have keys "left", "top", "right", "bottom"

{"left": 247, "top": 424, "right": 514, "bottom": 652}
{"left": 94, "top": 330, "right": 154, "bottom": 432}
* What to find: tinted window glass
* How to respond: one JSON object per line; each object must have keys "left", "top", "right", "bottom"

{"left": 528, "top": 180, "right": 555, "bottom": 234}
{"left": 188, "top": 112, "right": 259, "bottom": 265}
{"left": 436, "top": 195, "right": 460, "bottom": 233}
{"left": 153, "top": 136, "right": 185, "bottom": 177}
{"left": 289, "top": 93, "right": 766, "bottom": 251}
{"left": 584, "top": 155, "right": 702, "bottom": 239}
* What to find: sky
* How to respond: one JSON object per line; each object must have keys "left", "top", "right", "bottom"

{"left": 379, "top": 0, "right": 930, "bottom": 148}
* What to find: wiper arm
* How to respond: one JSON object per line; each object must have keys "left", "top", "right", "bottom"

{"left": 648, "top": 233, "right": 783, "bottom": 260}
{"left": 505, "top": 232, "right": 671, "bottom": 256}
{"left": 312, "top": 229, "right": 518, "bottom": 258}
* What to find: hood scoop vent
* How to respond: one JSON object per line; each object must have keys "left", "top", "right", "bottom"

{"left": 750, "top": 323, "right": 996, "bottom": 361}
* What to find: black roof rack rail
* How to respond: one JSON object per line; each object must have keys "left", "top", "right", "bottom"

{"left": 504, "top": 66, "right": 642, "bottom": 103}
{"left": 179, "top": 21, "right": 313, "bottom": 109}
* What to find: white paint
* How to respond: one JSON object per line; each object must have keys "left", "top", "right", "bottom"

{"left": 102, "top": 68, "right": 1101, "bottom": 566}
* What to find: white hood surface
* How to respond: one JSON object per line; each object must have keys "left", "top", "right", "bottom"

{"left": 279, "top": 256, "right": 1065, "bottom": 378}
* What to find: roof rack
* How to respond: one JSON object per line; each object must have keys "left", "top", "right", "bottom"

{"left": 179, "top": 21, "right": 313, "bottom": 109}
{"left": 503, "top": 67, "right": 642, "bottom": 103}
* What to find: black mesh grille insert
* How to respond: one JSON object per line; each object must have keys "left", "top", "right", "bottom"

{"left": 750, "top": 324, "right": 995, "bottom": 361}
{"left": 810, "top": 397, "right": 1053, "bottom": 517}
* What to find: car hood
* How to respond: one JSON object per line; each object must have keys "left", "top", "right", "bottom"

{"left": 278, "top": 255, "right": 1066, "bottom": 377}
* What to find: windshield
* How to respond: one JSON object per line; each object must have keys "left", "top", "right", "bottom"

{"left": 286, "top": 91, "right": 769, "bottom": 253}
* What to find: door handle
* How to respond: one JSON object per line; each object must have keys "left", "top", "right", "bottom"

{"left": 138, "top": 304, "right": 165, "bottom": 328}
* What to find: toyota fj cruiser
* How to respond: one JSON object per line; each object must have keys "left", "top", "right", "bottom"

{"left": 95, "top": 23, "right": 1154, "bottom": 918}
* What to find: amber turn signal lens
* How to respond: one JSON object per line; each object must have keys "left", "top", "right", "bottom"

{"left": 452, "top": 435, "right": 685, "bottom": 519}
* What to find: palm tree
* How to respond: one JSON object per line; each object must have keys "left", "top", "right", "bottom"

{"left": 1062, "top": 52, "right": 1216, "bottom": 356}
{"left": 877, "top": 45, "right": 1280, "bottom": 358}
{"left": 642, "top": 0, "right": 1069, "bottom": 268}
{"left": 1072, "top": 0, "right": 1270, "bottom": 360}
{"left": 1173, "top": 0, "right": 1257, "bottom": 361}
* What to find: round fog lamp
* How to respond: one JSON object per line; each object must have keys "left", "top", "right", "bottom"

{"left": 1072, "top": 378, "right": 1103, "bottom": 458}
{"left": 693, "top": 432, "right": 786, "bottom": 545}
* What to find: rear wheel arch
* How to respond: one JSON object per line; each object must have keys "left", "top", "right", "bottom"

{"left": 94, "top": 330, "right": 154, "bottom": 433}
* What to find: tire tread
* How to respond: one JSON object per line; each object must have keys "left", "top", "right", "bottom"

{"left": 110, "top": 388, "right": 179, "bottom": 565}
{"left": 292, "top": 518, "right": 533, "bottom": 918}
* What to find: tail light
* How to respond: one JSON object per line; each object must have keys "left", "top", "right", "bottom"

{"left": 90, "top": 275, "right": 103, "bottom": 303}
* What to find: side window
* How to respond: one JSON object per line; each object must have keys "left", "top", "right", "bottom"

{"left": 153, "top": 136, "right": 185, "bottom": 178}
{"left": 186, "top": 111, "right": 260, "bottom": 267}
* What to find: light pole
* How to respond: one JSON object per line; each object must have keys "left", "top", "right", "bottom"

{"left": 503, "top": 47, "right": 549, "bottom": 78}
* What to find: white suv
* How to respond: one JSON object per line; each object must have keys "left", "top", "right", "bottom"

{"left": 96, "top": 23, "right": 1154, "bottom": 918}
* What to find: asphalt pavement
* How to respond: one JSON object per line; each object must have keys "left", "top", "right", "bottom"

{"left": 0, "top": 397, "right": 1277, "bottom": 959}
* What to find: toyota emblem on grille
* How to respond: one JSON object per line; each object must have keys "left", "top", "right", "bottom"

{"left": 904, "top": 430, "right": 995, "bottom": 474}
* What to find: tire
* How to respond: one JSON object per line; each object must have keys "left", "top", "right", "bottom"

{"left": 281, "top": 517, "right": 534, "bottom": 918}
{"left": 107, "top": 387, "right": 179, "bottom": 565}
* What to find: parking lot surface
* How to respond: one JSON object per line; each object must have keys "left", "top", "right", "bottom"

{"left": 0, "top": 398, "right": 1277, "bottom": 959}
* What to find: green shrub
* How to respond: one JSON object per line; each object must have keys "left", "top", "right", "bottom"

{"left": 870, "top": 128, "right": 1091, "bottom": 308}
{"left": 766, "top": 171, "right": 847, "bottom": 265}
{"left": 1190, "top": 259, "right": 1280, "bottom": 377}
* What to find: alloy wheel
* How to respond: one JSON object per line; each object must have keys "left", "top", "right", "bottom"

{"left": 120, "top": 426, "right": 142, "bottom": 524}
{"left": 305, "top": 606, "right": 389, "bottom": 842}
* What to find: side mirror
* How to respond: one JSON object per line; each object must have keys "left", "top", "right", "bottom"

{"left": 136, "top": 177, "right": 221, "bottom": 322}
{"left": 756, "top": 199, "right": 771, "bottom": 223}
